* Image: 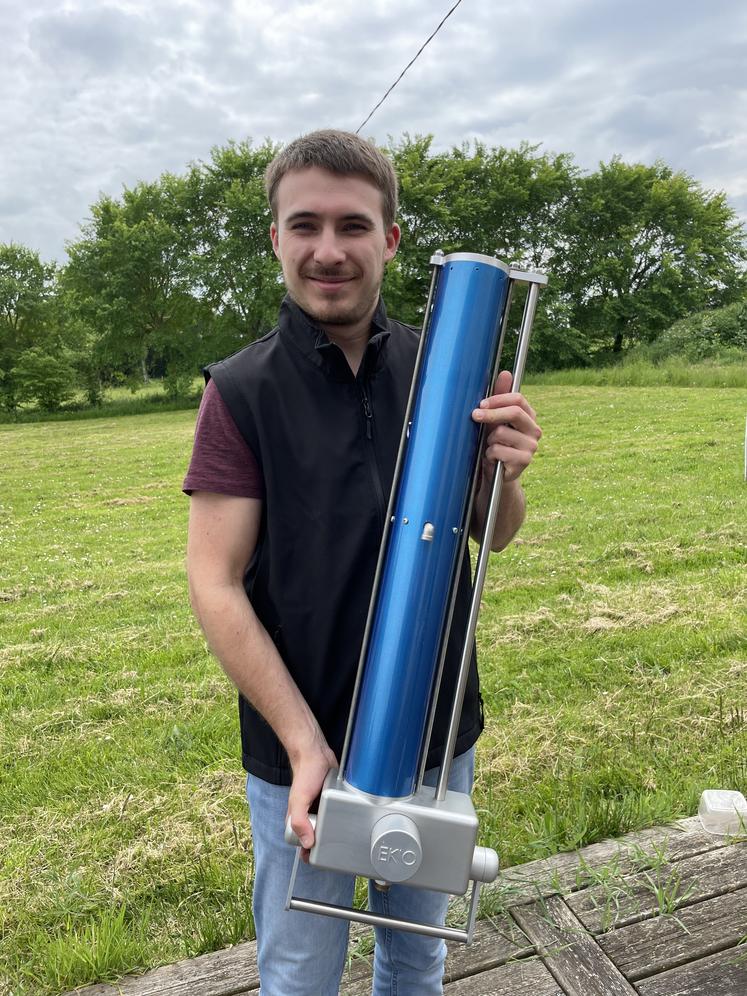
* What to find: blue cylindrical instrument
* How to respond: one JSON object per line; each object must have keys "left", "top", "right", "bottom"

{"left": 285, "top": 253, "right": 547, "bottom": 942}
{"left": 344, "top": 254, "right": 511, "bottom": 798}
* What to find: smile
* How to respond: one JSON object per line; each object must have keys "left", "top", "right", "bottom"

{"left": 306, "top": 274, "right": 354, "bottom": 283}
{"left": 306, "top": 275, "right": 355, "bottom": 291}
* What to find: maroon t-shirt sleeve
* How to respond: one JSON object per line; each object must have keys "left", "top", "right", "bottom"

{"left": 183, "top": 378, "right": 264, "bottom": 499}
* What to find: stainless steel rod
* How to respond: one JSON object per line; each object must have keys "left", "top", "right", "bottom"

{"left": 287, "top": 897, "right": 470, "bottom": 943}
{"left": 466, "top": 879, "right": 482, "bottom": 944}
{"left": 435, "top": 281, "right": 541, "bottom": 801}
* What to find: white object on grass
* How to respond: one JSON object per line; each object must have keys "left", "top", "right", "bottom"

{"left": 698, "top": 789, "right": 747, "bottom": 835}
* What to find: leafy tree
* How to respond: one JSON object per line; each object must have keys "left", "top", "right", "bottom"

{"left": 181, "top": 140, "right": 284, "bottom": 360}
{"left": 650, "top": 297, "right": 747, "bottom": 362}
{"left": 555, "top": 158, "right": 747, "bottom": 354}
{"left": 382, "top": 135, "right": 459, "bottom": 321}
{"left": 11, "top": 347, "right": 76, "bottom": 411}
{"left": 64, "top": 177, "right": 208, "bottom": 392}
{"left": 0, "top": 244, "right": 57, "bottom": 409}
{"left": 383, "top": 136, "right": 576, "bottom": 369}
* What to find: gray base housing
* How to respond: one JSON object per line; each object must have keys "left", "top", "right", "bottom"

{"left": 303, "top": 769, "right": 497, "bottom": 895}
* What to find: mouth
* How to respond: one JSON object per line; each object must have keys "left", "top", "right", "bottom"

{"left": 305, "top": 274, "right": 354, "bottom": 292}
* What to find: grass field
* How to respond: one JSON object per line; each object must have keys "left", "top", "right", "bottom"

{"left": 1, "top": 386, "right": 745, "bottom": 994}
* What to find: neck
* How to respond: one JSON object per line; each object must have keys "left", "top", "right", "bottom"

{"left": 320, "top": 322, "right": 371, "bottom": 375}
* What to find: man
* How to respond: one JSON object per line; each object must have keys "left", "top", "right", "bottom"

{"left": 184, "top": 129, "right": 541, "bottom": 995}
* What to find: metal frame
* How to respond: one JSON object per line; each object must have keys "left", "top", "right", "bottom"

{"left": 285, "top": 847, "right": 483, "bottom": 944}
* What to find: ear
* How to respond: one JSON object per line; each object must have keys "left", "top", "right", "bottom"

{"left": 270, "top": 222, "right": 280, "bottom": 259}
{"left": 384, "top": 222, "right": 401, "bottom": 263}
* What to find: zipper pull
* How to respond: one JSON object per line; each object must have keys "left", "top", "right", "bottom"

{"left": 361, "top": 392, "right": 373, "bottom": 439}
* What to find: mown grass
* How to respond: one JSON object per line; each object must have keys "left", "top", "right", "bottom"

{"left": 529, "top": 355, "right": 747, "bottom": 388}
{"left": 1, "top": 355, "right": 745, "bottom": 428}
{"left": 0, "top": 386, "right": 745, "bottom": 994}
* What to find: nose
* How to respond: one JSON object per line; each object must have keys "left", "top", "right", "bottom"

{"left": 313, "top": 226, "right": 345, "bottom": 267}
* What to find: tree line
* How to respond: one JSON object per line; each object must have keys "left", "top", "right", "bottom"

{"left": 2, "top": 135, "right": 745, "bottom": 411}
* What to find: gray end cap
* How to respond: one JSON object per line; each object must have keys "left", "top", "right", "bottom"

{"left": 370, "top": 814, "right": 423, "bottom": 883}
{"left": 470, "top": 846, "right": 500, "bottom": 883}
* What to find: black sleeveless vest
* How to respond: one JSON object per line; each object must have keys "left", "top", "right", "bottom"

{"left": 207, "top": 296, "right": 482, "bottom": 785}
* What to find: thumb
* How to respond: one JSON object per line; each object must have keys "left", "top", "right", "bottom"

{"left": 493, "top": 370, "right": 513, "bottom": 395}
{"left": 288, "top": 799, "right": 314, "bottom": 850}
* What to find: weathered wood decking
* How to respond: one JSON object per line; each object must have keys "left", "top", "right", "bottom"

{"left": 70, "top": 816, "right": 747, "bottom": 996}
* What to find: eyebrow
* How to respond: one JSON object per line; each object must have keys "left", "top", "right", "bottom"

{"left": 284, "top": 210, "right": 375, "bottom": 225}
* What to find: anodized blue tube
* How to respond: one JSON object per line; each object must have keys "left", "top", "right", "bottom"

{"left": 344, "top": 254, "right": 511, "bottom": 798}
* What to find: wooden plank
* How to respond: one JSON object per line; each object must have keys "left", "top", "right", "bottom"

{"left": 597, "top": 886, "right": 747, "bottom": 980}
{"left": 635, "top": 945, "right": 747, "bottom": 996}
{"left": 63, "top": 940, "right": 261, "bottom": 996}
{"left": 512, "top": 895, "right": 637, "bottom": 996}
{"left": 568, "top": 841, "right": 747, "bottom": 933}
{"left": 65, "top": 818, "right": 728, "bottom": 996}
{"left": 444, "top": 914, "right": 534, "bottom": 983}
{"left": 70, "top": 913, "right": 531, "bottom": 996}
{"left": 443, "top": 957, "right": 563, "bottom": 995}
{"left": 339, "top": 915, "right": 534, "bottom": 995}
{"left": 491, "top": 818, "right": 719, "bottom": 907}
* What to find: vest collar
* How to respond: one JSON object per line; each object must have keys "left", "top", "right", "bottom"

{"left": 278, "top": 295, "right": 391, "bottom": 380}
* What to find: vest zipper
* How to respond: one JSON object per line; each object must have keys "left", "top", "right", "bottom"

{"left": 359, "top": 382, "right": 387, "bottom": 523}
{"left": 361, "top": 390, "right": 373, "bottom": 439}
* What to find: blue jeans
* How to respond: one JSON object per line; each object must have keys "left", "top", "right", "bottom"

{"left": 245, "top": 747, "right": 475, "bottom": 995}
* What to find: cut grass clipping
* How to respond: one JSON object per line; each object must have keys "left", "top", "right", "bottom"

{"left": 0, "top": 385, "right": 745, "bottom": 994}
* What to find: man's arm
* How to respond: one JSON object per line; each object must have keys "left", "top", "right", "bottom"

{"left": 187, "top": 491, "right": 335, "bottom": 848}
{"left": 470, "top": 370, "right": 541, "bottom": 551}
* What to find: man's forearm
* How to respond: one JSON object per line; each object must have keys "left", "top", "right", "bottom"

{"left": 470, "top": 475, "right": 526, "bottom": 552}
{"left": 189, "top": 580, "right": 324, "bottom": 765}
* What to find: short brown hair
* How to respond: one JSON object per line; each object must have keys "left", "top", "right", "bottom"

{"left": 265, "top": 129, "right": 398, "bottom": 229}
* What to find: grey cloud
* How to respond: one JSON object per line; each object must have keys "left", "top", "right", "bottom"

{"left": 0, "top": 0, "right": 744, "bottom": 262}
{"left": 28, "top": 5, "right": 160, "bottom": 77}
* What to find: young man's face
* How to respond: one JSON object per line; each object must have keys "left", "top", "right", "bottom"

{"left": 270, "top": 167, "right": 400, "bottom": 334}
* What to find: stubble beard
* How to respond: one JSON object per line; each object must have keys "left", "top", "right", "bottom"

{"left": 298, "top": 271, "right": 383, "bottom": 330}
{"left": 312, "top": 296, "right": 375, "bottom": 327}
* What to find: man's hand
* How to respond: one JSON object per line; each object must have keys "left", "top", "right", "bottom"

{"left": 472, "top": 370, "right": 541, "bottom": 481}
{"left": 287, "top": 736, "right": 338, "bottom": 859}
{"left": 469, "top": 370, "right": 541, "bottom": 550}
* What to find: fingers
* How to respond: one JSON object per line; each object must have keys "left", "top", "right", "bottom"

{"left": 471, "top": 371, "right": 541, "bottom": 482}
{"left": 473, "top": 400, "right": 540, "bottom": 436}
{"left": 286, "top": 743, "right": 337, "bottom": 857}
{"left": 288, "top": 793, "right": 316, "bottom": 851}
{"left": 482, "top": 430, "right": 539, "bottom": 482}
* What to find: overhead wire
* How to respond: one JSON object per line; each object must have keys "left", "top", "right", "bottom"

{"left": 354, "top": 0, "right": 466, "bottom": 135}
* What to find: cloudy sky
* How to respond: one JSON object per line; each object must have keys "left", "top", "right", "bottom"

{"left": 2, "top": 0, "right": 745, "bottom": 263}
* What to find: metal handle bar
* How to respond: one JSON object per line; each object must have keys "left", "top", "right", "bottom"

{"left": 284, "top": 847, "right": 484, "bottom": 944}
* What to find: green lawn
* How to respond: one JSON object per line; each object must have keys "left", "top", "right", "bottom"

{"left": 0, "top": 387, "right": 745, "bottom": 994}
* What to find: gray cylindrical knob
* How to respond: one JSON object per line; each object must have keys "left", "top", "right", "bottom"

{"left": 370, "top": 813, "right": 422, "bottom": 882}
{"left": 284, "top": 814, "right": 317, "bottom": 847}
{"left": 470, "top": 846, "right": 499, "bottom": 883}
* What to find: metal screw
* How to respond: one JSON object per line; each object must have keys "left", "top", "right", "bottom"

{"left": 403, "top": 517, "right": 409, "bottom": 524}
